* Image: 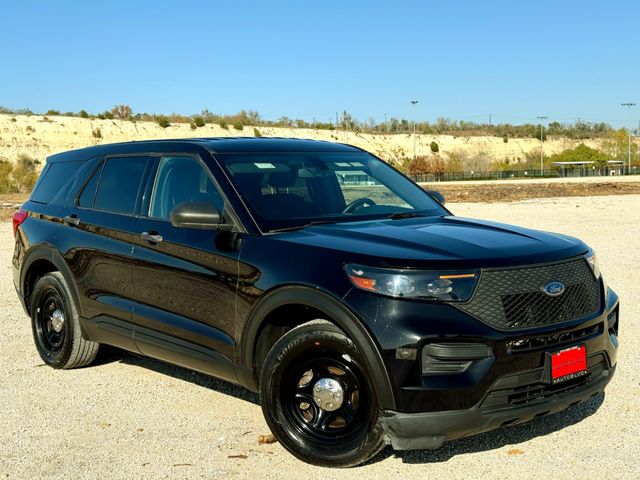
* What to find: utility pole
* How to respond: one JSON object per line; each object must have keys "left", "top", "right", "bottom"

{"left": 384, "top": 112, "right": 387, "bottom": 131}
{"left": 537, "top": 116, "right": 548, "bottom": 176}
{"left": 489, "top": 114, "right": 492, "bottom": 126}
{"left": 621, "top": 102, "right": 636, "bottom": 174}
{"left": 411, "top": 100, "right": 419, "bottom": 161}
{"left": 335, "top": 112, "right": 339, "bottom": 129}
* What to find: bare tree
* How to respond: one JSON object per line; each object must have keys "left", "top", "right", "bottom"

{"left": 111, "top": 104, "right": 132, "bottom": 119}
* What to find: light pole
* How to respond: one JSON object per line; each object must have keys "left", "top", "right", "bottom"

{"left": 411, "top": 100, "right": 418, "bottom": 161}
{"left": 621, "top": 102, "right": 636, "bottom": 174}
{"left": 537, "top": 116, "right": 548, "bottom": 176}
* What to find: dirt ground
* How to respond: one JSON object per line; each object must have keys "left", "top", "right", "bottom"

{"left": 419, "top": 178, "right": 640, "bottom": 203}
{"left": 0, "top": 194, "right": 638, "bottom": 479}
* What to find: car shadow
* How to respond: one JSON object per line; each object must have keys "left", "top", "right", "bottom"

{"left": 94, "top": 347, "right": 605, "bottom": 465}
{"left": 93, "top": 346, "right": 260, "bottom": 405}
{"left": 368, "top": 392, "right": 605, "bottom": 465}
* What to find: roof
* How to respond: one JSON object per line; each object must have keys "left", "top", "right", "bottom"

{"left": 47, "top": 137, "right": 362, "bottom": 162}
{"left": 552, "top": 160, "right": 625, "bottom": 166}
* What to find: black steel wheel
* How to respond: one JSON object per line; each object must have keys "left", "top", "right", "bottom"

{"left": 259, "top": 320, "right": 384, "bottom": 467}
{"left": 30, "top": 272, "right": 99, "bottom": 369}
{"left": 34, "top": 290, "right": 67, "bottom": 355}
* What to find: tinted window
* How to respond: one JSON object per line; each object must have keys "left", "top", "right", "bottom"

{"left": 78, "top": 163, "right": 103, "bottom": 207}
{"left": 218, "top": 152, "right": 445, "bottom": 231}
{"left": 149, "top": 156, "right": 223, "bottom": 219}
{"left": 30, "top": 161, "right": 83, "bottom": 203}
{"left": 94, "top": 156, "right": 150, "bottom": 214}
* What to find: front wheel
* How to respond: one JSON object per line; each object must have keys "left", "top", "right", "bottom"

{"left": 259, "top": 320, "right": 384, "bottom": 467}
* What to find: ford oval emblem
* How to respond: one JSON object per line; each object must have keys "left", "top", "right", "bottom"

{"left": 543, "top": 281, "right": 565, "bottom": 296}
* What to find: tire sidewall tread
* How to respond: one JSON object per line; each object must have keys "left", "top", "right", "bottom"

{"left": 259, "top": 320, "right": 385, "bottom": 467}
{"left": 30, "top": 272, "right": 98, "bottom": 369}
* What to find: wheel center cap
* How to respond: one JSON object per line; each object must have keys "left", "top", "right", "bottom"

{"left": 51, "top": 309, "right": 65, "bottom": 333}
{"left": 312, "top": 378, "right": 344, "bottom": 412}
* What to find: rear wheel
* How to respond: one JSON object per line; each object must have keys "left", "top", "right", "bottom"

{"left": 259, "top": 320, "right": 384, "bottom": 467}
{"left": 31, "top": 272, "right": 99, "bottom": 369}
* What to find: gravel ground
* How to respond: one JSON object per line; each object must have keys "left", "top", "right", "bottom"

{"left": 1, "top": 195, "right": 638, "bottom": 479}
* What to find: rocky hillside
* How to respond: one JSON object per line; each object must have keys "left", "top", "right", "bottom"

{"left": 0, "top": 113, "right": 619, "bottom": 170}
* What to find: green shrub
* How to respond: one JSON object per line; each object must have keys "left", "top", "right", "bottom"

{"left": 253, "top": 127, "right": 261, "bottom": 137}
{"left": 219, "top": 120, "right": 228, "bottom": 130}
{"left": 157, "top": 116, "right": 171, "bottom": 128}
{"left": 0, "top": 161, "right": 14, "bottom": 194}
{"left": 233, "top": 122, "right": 244, "bottom": 131}
{"left": 193, "top": 116, "right": 205, "bottom": 128}
{"left": 430, "top": 141, "right": 439, "bottom": 153}
{"left": 92, "top": 128, "right": 102, "bottom": 139}
{"left": 190, "top": 122, "right": 197, "bottom": 130}
{"left": 13, "top": 154, "right": 40, "bottom": 193}
{"left": 79, "top": 110, "right": 89, "bottom": 118}
{"left": 503, "top": 136, "right": 508, "bottom": 143}
{"left": 45, "top": 109, "right": 60, "bottom": 116}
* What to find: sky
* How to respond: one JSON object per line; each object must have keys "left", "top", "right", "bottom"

{"left": 1, "top": 0, "right": 639, "bottom": 127}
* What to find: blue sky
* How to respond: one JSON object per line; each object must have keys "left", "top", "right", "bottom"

{"left": 1, "top": 0, "right": 639, "bottom": 127}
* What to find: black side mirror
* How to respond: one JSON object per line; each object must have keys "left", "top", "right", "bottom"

{"left": 170, "top": 201, "right": 232, "bottom": 230}
{"left": 426, "top": 190, "right": 446, "bottom": 205}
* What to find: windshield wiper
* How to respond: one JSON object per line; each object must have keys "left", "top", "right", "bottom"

{"left": 386, "top": 212, "right": 426, "bottom": 220}
{"left": 269, "top": 219, "right": 339, "bottom": 233}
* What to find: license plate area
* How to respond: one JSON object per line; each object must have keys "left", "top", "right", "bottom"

{"left": 550, "top": 345, "right": 588, "bottom": 384}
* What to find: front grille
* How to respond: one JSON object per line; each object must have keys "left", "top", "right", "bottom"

{"left": 482, "top": 354, "right": 607, "bottom": 410}
{"left": 456, "top": 258, "right": 600, "bottom": 330}
{"left": 507, "top": 322, "right": 603, "bottom": 353}
{"left": 504, "top": 373, "right": 592, "bottom": 407}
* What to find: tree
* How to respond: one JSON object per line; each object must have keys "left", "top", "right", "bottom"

{"left": 548, "top": 143, "right": 609, "bottom": 168}
{"left": 407, "top": 156, "right": 430, "bottom": 175}
{"left": 603, "top": 128, "right": 637, "bottom": 162}
{"left": 427, "top": 155, "right": 447, "bottom": 180}
{"left": 111, "top": 105, "right": 132, "bottom": 119}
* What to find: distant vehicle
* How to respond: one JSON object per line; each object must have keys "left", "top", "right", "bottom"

{"left": 13, "top": 138, "right": 619, "bottom": 467}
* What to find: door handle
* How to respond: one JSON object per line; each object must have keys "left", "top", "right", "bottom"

{"left": 141, "top": 232, "right": 163, "bottom": 243}
{"left": 62, "top": 215, "right": 80, "bottom": 227}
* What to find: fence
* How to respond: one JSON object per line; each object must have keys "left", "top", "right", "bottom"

{"left": 408, "top": 165, "right": 640, "bottom": 183}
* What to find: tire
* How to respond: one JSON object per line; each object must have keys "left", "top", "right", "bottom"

{"left": 259, "top": 320, "right": 385, "bottom": 467}
{"left": 30, "top": 272, "right": 99, "bottom": 369}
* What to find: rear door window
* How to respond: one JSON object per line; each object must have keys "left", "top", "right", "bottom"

{"left": 93, "top": 156, "right": 151, "bottom": 215}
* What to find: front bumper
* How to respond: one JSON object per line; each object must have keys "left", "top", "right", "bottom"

{"left": 381, "top": 353, "right": 615, "bottom": 450}
{"left": 343, "top": 284, "right": 620, "bottom": 449}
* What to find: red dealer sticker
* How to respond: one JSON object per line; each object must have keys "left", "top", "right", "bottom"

{"left": 551, "top": 345, "right": 588, "bottom": 383}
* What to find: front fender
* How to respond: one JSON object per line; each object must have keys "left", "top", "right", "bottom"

{"left": 239, "top": 285, "right": 397, "bottom": 410}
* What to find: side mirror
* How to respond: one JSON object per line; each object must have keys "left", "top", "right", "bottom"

{"left": 170, "top": 201, "right": 231, "bottom": 230}
{"left": 426, "top": 190, "right": 446, "bottom": 205}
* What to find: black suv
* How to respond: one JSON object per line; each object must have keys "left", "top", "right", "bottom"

{"left": 13, "top": 138, "right": 619, "bottom": 467}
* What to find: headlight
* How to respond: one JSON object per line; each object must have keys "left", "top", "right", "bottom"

{"left": 585, "top": 251, "right": 601, "bottom": 278}
{"left": 345, "top": 264, "right": 479, "bottom": 301}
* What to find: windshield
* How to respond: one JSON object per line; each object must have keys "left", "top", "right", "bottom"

{"left": 216, "top": 152, "right": 446, "bottom": 232}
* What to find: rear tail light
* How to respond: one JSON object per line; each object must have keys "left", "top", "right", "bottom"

{"left": 12, "top": 209, "right": 28, "bottom": 237}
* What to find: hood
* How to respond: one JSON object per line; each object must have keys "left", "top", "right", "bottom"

{"left": 275, "top": 216, "right": 588, "bottom": 269}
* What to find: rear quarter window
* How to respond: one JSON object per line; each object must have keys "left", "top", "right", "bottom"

{"left": 30, "top": 161, "right": 83, "bottom": 204}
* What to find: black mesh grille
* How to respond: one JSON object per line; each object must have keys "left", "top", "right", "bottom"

{"left": 456, "top": 258, "right": 600, "bottom": 330}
